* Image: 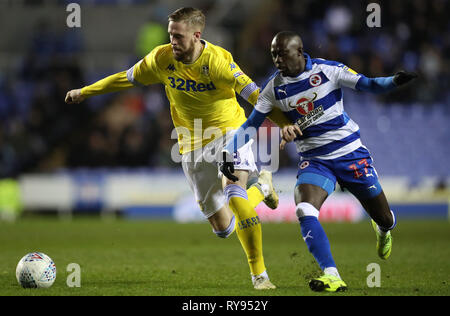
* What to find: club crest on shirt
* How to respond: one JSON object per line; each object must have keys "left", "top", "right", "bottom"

{"left": 201, "top": 65, "right": 210, "bottom": 77}
{"left": 309, "top": 73, "right": 322, "bottom": 87}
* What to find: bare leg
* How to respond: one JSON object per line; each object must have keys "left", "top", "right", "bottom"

{"left": 357, "top": 190, "right": 394, "bottom": 229}
{"left": 294, "top": 183, "right": 328, "bottom": 208}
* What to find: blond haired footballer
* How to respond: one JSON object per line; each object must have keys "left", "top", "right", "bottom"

{"left": 65, "top": 7, "right": 291, "bottom": 290}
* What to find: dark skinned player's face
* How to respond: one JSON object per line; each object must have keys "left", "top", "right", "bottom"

{"left": 271, "top": 37, "right": 305, "bottom": 77}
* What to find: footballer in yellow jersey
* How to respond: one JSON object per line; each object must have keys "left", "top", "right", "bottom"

{"left": 79, "top": 41, "right": 288, "bottom": 154}
{"left": 126, "top": 41, "right": 260, "bottom": 154}
{"left": 66, "top": 7, "right": 290, "bottom": 290}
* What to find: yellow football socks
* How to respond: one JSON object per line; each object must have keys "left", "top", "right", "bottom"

{"left": 246, "top": 185, "right": 264, "bottom": 209}
{"left": 225, "top": 184, "right": 266, "bottom": 276}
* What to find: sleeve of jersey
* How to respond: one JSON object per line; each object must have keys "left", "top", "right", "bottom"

{"left": 126, "top": 50, "right": 161, "bottom": 86}
{"left": 80, "top": 50, "right": 161, "bottom": 97}
{"left": 227, "top": 61, "right": 259, "bottom": 104}
{"left": 256, "top": 85, "right": 291, "bottom": 128}
{"left": 322, "top": 63, "right": 396, "bottom": 94}
{"left": 321, "top": 63, "right": 363, "bottom": 89}
{"left": 355, "top": 75, "right": 396, "bottom": 93}
{"left": 226, "top": 62, "right": 290, "bottom": 128}
{"left": 80, "top": 71, "right": 133, "bottom": 97}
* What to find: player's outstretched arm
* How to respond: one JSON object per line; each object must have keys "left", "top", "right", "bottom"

{"left": 65, "top": 71, "right": 134, "bottom": 104}
{"left": 356, "top": 71, "right": 417, "bottom": 94}
{"left": 245, "top": 88, "right": 291, "bottom": 128}
{"left": 265, "top": 107, "right": 292, "bottom": 129}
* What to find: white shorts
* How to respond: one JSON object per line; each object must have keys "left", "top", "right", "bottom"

{"left": 181, "top": 131, "right": 258, "bottom": 218}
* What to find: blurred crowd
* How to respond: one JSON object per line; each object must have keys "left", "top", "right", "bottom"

{"left": 234, "top": 0, "right": 449, "bottom": 104}
{"left": 0, "top": 0, "right": 448, "bottom": 179}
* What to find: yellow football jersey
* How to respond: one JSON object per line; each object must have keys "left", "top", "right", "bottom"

{"left": 127, "top": 40, "right": 259, "bottom": 153}
{"left": 81, "top": 40, "right": 291, "bottom": 155}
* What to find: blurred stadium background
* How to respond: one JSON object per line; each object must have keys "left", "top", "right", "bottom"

{"left": 0, "top": 0, "right": 448, "bottom": 222}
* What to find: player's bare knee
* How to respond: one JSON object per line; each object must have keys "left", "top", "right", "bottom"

{"left": 294, "top": 184, "right": 328, "bottom": 210}
{"left": 213, "top": 215, "right": 235, "bottom": 238}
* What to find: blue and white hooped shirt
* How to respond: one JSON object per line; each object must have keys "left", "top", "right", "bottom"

{"left": 256, "top": 54, "right": 365, "bottom": 160}
{"left": 225, "top": 53, "right": 396, "bottom": 161}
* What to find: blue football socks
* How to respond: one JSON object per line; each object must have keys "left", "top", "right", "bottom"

{"left": 296, "top": 202, "right": 337, "bottom": 271}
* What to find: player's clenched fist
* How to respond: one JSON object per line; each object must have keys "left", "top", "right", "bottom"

{"left": 65, "top": 89, "right": 85, "bottom": 104}
{"left": 280, "top": 125, "right": 302, "bottom": 150}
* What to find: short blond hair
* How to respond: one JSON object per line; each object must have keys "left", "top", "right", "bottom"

{"left": 168, "top": 7, "right": 205, "bottom": 32}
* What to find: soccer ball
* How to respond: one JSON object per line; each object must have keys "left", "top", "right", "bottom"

{"left": 16, "top": 252, "right": 56, "bottom": 288}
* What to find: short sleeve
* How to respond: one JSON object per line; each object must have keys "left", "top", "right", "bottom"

{"left": 254, "top": 85, "right": 275, "bottom": 114}
{"left": 320, "top": 63, "right": 362, "bottom": 90}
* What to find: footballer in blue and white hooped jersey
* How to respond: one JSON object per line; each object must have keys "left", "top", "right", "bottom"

{"left": 222, "top": 31, "right": 417, "bottom": 292}
{"left": 256, "top": 53, "right": 364, "bottom": 160}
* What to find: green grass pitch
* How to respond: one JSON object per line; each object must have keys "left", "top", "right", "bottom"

{"left": 0, "top": 217, "right": 448, "bottom": 296}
